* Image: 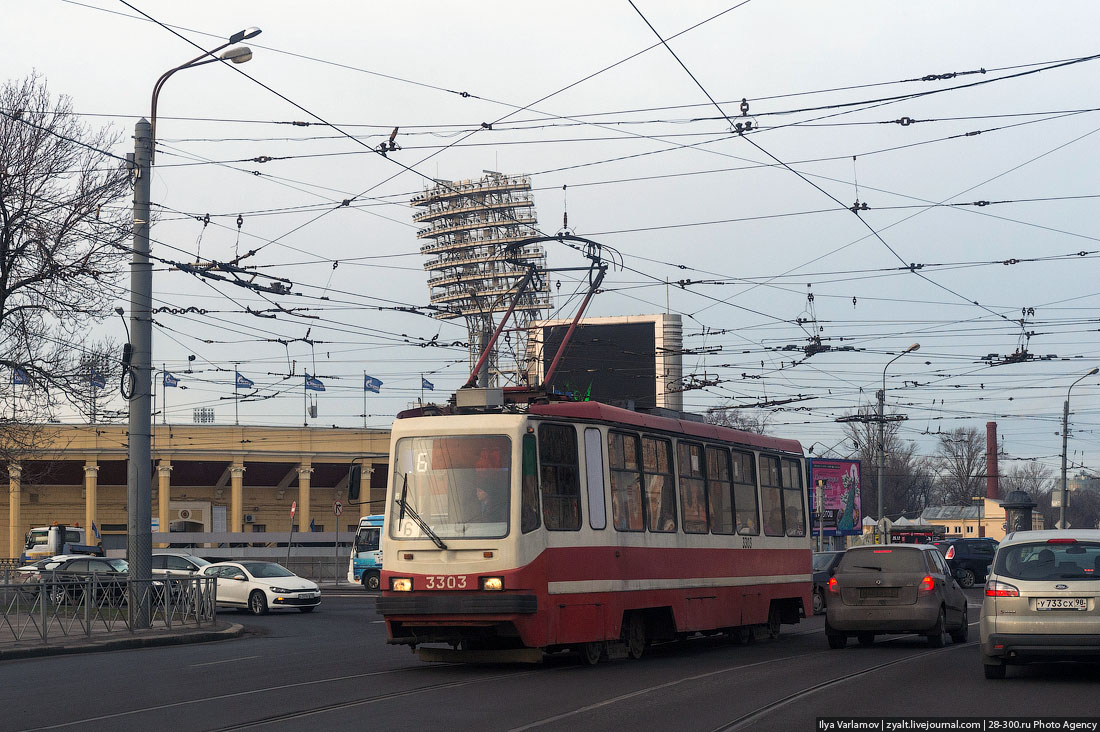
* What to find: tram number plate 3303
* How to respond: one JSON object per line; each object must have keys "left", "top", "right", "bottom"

{"left": 424, "top": 575, "right": 468, "bottom": 590}
{"left": 1035, "top": 597, "right": 1087, "bottom": 611}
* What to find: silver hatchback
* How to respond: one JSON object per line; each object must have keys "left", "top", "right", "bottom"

{"left": 825, "top": 543, "right": 969, "bottom": 649}
{"left": 980, "top": 529, "right": 1100, "bottom": 679}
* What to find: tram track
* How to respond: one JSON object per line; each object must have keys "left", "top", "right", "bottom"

{"left": 711, "top": 640, "right": 980, "bottom": 732}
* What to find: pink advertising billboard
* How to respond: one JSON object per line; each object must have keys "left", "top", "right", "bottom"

{"left": 808, "top": 459, "right": 862, "bottom": 536}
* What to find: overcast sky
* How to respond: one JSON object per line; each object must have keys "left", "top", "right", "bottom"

{"left": 6, "top": 1, "right": 1100, "bottom": 479}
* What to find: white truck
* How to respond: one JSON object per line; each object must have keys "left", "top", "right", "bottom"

{"left": 21, "top": 524, "right": 104, "bottom": 562}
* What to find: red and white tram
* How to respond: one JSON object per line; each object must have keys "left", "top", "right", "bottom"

{"left": 378, "top": 400, "right": 812, "bottom": 663}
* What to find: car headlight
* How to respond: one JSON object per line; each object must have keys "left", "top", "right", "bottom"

{"left": 480, "top": 576, "right": 504, "bottom": 591}
{"left": 270, "top": 586, "right": 292, "bottom": 594}
{"left": 391, "top": 577, "right": 412, "bottom": 592}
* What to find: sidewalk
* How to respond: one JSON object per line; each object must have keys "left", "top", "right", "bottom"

{"left": 0, "top": 619, "right": 245, "bottom": 661}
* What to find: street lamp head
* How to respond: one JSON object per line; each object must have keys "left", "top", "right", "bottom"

{"left": 220, "top": 46, "right": 254, "bottom": 64}
{"left": 904, "top": 343, "right": 920, "bottom": 353}
{"left": 229, "top": 27, "right": 262, "bottom": 44}
{"left": 1088, "top": 367, "right": 1099, "bottom": 377}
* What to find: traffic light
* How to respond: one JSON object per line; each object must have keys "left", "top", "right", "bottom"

{"left": 348, "top": 464, "right": 361, "bottom": 501}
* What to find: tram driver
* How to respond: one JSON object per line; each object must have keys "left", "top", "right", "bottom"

{"left": 473, "top": 446, "right": 508, "bottom": 523}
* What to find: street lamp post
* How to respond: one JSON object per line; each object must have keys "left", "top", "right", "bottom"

{"left": 1059, "top": 366, "right": 1098, "bottom": 530}
{"left": 877, "top": 343, "right": 919, "bottom": 544}
{"left": 128, "top": 28, "right": 259, "bottom": 627}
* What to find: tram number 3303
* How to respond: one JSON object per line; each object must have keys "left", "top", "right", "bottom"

{"left": 425, "top": 575, "right": 468, "bottom": 590}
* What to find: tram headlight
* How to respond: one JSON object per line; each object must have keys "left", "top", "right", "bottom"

{"left": 480, "top": 576, "right": 504, "bottom": 591}
{"left": 391, "top": 577, "right": 413, "bottom": 592}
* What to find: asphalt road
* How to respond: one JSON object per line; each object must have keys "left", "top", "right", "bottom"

{"left": 2, "top": 586, "right": 1098, "bottom": 732}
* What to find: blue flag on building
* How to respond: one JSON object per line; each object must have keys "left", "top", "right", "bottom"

{"left": 235, "top": 371, "right": 254, "bottom": 389}
{"left": 309, "top": 518, "right": 316, "bottom": 532}
{"left": 163, "top": 372, "right": 179, "bottom": 388}
{"left": 305, "top": 374, "right": 325, "bottom": 392}
{"left": 88, "top": 369, "right": 106, "bottom": 389}
{"left": 364, "top": 375, "right": 382, "bottom": 393}
{"left": 421, "top": 377, "right": 434, "bottom": 391}
{"left": 91, "top": 522, "right": 101, "bottom": 540}
{"left": 12, "top": 368, "right": 28, "bottom": 385}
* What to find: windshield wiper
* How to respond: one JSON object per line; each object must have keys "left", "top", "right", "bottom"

{"left": 395, "top": 472, "right": 448, "bottom": 550}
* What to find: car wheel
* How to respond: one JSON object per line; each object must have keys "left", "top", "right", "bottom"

{"left": 926, "top": 608, "right": 946, "bottom": 648}
{"left": 248, "top": 590, "right": 269, "bottom": 615}
{"left": 299, "top": 606, "right": 315, "bottom": 613}
{"left": 950, "top": 604, "right": 969, "bottom": 643}
{"left": 812, "top": 589, "right": 825, "bottom": 615}
{"left": 825, "top": 621, "right": 846, "bottom": 649}
{"left": 364, "top": 571, "right": 380, "bottom": 591}
{"left": 48, "top": 584, "right": 68, "bottom": 606}
{"left": 857, "top": 632, "right": 874, "bottom": 647}
{"left": 957, "top": 569, "right": 975, "bottom": 589}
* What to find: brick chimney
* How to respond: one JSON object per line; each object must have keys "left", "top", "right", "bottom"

{"left": 986, "top": 421, "right": 999, "bottom": 499}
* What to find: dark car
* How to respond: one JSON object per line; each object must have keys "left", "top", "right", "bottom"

{"left": 825, "top": 543, "right": 969, "bottom": 649}
{"left": 27, "top": 556, "right": 131, "bottom": 605}
{"left": 812, "top": 551, "right": 845, "bottom": 614}
{"left": 932, "top": 537, "right": 998, "bottom": 588}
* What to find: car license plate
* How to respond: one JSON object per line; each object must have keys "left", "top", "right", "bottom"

{"left": 300, "top": 592, "right": 318, "bottom": 599}
{"left": 860, "top": 587, "right": 898, "bottom": 599}
{"left": 1035, "top": 598, "right": 1087, "bottom": 611}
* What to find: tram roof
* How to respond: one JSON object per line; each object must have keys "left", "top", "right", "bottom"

{"left": 529, "top": 401, "right": 803, "bottom": 456}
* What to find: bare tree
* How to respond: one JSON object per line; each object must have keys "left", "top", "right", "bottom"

{"left": 840, "top": 405, "right": 930, "bottom": 519}
{"left": 1001, "top": 461, "right": 1054, "bottom": 497}
{"left": 934, "top": 427, "right": 987, "bottom": 505}
{"left": 0, "top": 73, "right": 130, "bottom": 453}
{"left": 705, "top": 406, "right": 771, "bottom": 434}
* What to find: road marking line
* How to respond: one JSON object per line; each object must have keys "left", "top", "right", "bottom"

{"left": 191, "top": 655, "right": 261, "bottom": 667}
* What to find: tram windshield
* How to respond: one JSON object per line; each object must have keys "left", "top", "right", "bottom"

{"left": 390, "top": 435, "right": 512, "bottom": 539}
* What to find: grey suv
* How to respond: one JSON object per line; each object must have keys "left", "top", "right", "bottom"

{"left": 826, "top": 543, "right": 969, "bottom": 648}
{"left": 980, "top": 529, "right": 1100, "bottom": 679}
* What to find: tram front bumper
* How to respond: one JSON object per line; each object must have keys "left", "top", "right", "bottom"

{"left": 378, "top": 594, "right": 537, "bottom": 616}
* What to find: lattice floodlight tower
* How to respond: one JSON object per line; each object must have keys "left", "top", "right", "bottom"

{"left": 413, "top": 172, "right": 549, "bottom": 387}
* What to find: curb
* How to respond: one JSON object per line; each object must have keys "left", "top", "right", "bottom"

{"left": 0, "top": 622, "right": 245, "bottom": 661}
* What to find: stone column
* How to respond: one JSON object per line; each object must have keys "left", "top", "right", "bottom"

{"left": 297, "top": 464, "right": 314, "bottom": 532}
{"left": 84, "top": 463, "right": 99, "bottom": 545}
{"left": 8, "top": 463, "right": 22, "bottom": 558}
{"left": 157, "top": 461, "right": 172, "bottom": 547}
{"left": 230, "top": 463, "right": 246, "bottom": 533}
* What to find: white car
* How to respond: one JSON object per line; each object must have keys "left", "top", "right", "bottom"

{"left": 203, "top": 561, "right": 320, "bottom": 615}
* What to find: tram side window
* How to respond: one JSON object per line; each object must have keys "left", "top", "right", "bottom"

{"left": 706, "top": 446, "right": 734, "bottom": 535}
{"left": 642, "top": 436, "right": 676, "bottom": 532}
{"left": 584, "top": 428, "right": 606, "bottom": 530}
{"left": 782, "top": 459, "right": 806, "bottom": 537}
{"left": 539, "top": 423, "right": 581, "bottom": 531}
{"left": 760, "top": 454, "right": 784, "bottom": 537}
{"left": 678, "top": 441, "right": 708, "bottom": 534}
{"left": 521, "top": 434, "right": 540, "bottom": 533}
{"left": 609, "top": 431, "right": 644, "bottom": 531}
{"left": 732, "top": 450, "right": 759, "bottom": 536}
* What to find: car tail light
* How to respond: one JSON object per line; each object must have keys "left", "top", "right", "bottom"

{"left": 872, "top": 549, "right": 892, "bottom": 553}
{"left": 1047, "top": 538, "right": 1077, "bottom": 544}
{"left": 944, "top": 546, "right": 955, "bottom": 560}
{"left": 828, "top": 577, "right": 839, "bottom": 595}
{"left": 986, "top": 580, "right": 1019, "bottom": 597}
{"left": 918, "top": 576, "right": 935, "bottom": 593}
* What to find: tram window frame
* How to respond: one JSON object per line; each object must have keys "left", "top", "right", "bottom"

{"left": 608, "top": 430, "right": 645, "bottom": 532}
{"left": 642, "top": 435, "right": 676, "bottom": 533}
{"left": 706, "top": 445, "right": 735, "bottom": 535}
{"left": 538, "top": 423, "right": 582, "bottom": 531}
{"left": 584, "top": 428, "right": 607, "bottom": 530}
{"left": 678, "top": 441, "right": 708, "bottom": 534}
{"left": 731, "top": 449, "right": 759, "bottom": 536}
{"left": 781, "top": 458, "right": 806, "bottom": 537}
{"left": 760, "top": 454, "right": 785, "bottom": 537}
{"left": 521, "top": 433, "right": 540, "bottom": 533}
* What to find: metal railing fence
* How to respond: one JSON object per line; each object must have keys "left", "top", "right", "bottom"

{"left": 0, "top": 574, "right": 217, "bottom": 645}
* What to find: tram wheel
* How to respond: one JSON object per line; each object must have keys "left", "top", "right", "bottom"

{"left": 766, "top": 606, "right": 781, "bottom": 640}
{"left": 582, "top": 641, "right": 605, "bottom": 665}
{"left": 626, "top": 614, "right": 646, "bottom": 660}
